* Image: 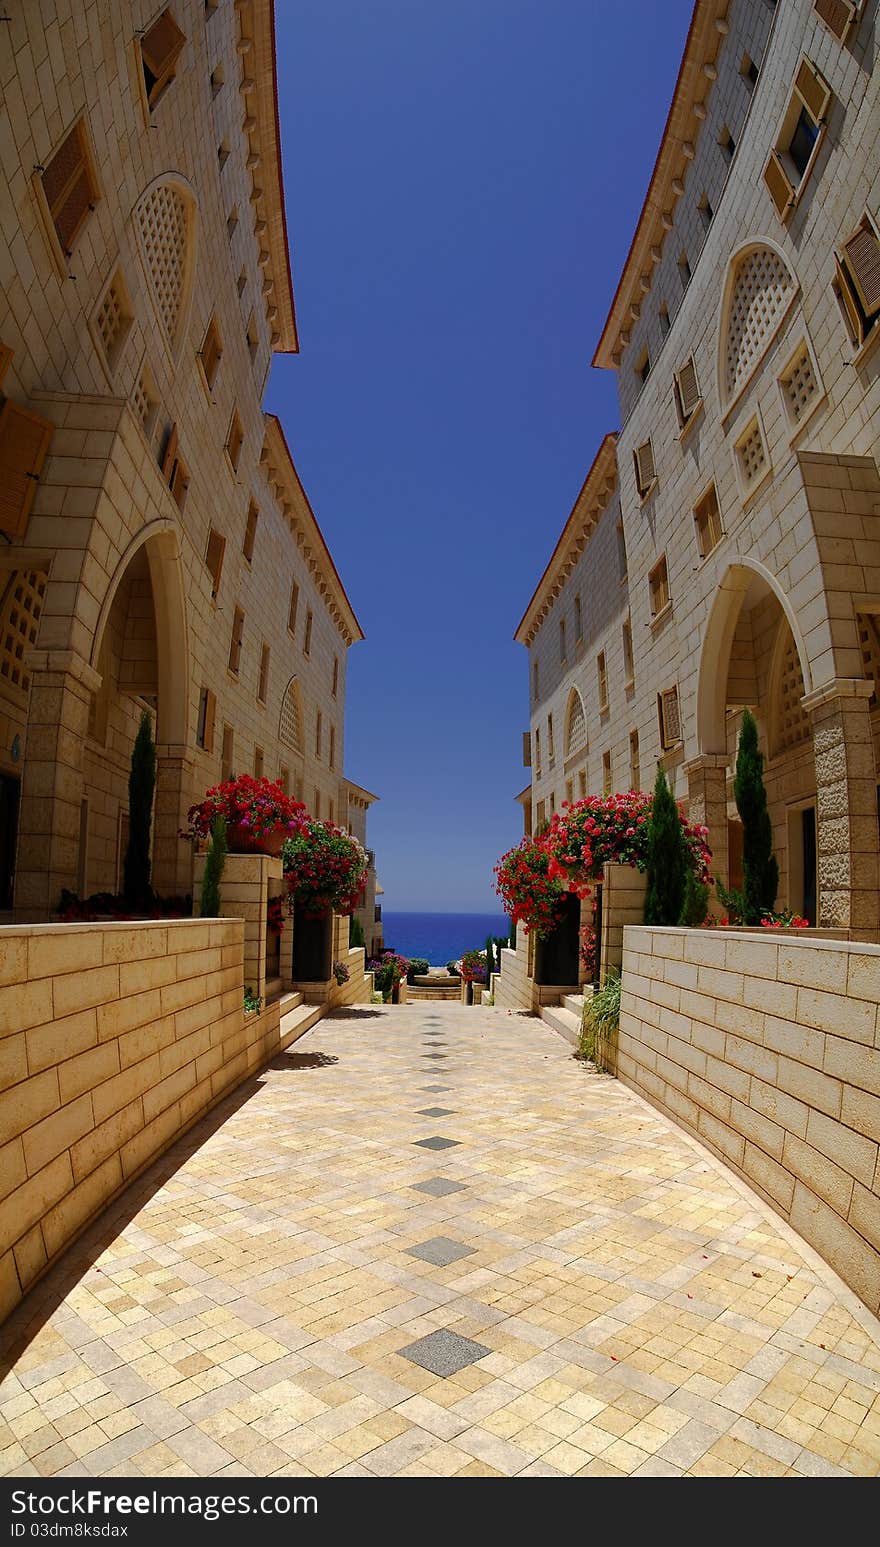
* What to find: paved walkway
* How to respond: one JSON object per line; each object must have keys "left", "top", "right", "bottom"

{"left": 2, "top": 1004, "right": 880, "bottom": 1478}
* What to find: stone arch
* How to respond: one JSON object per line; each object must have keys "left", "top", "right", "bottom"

{"left": 564, "top": 686, "right": 587, "bottom": 759}
{"left": 90, "top": 519, "right": 189, "bottom": 746}
{"left": 768, "top": 614, "right": 811, "bottom": 757}
{"left": 696, "top": 560, "right": 811, "bottom": 755}
{"left": 718, "top": 239, "right": 798, "bottom": 413}
{"left": 279, "top": 676, "right": 305, "bottom": 753}
{"left": 133, "top": 173, "right": 197, "bottom": 352}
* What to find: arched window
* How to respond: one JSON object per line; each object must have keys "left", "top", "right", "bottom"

{"left": 720, "top": 243, "right": 796, "bottom": 409}
{"left": 136, "top": 179, "right": 195, "bottom": 348}
{"left": 279, "top": 677, "right": 304, "bottom": 752}
{"left": 565, "top": 688, "right": 587, "bottom": 759}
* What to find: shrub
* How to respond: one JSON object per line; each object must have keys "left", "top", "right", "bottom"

{"left": 460, "top": 948, "right": 486, "bottom": 984}
{"left": 734, "top": 707, "right": 779, "bottom": 926}
{"left": 577, "top": 972, "right": 621, "bottom": 1074}
{"left": 644, "top": 765, "right": 688, "bottom": 926}
{"left": 123, "top": 711, "right": 156, "bottom": 908}
{"left": 199, "top": 814, "right": 227, "bottom": 918}
{"left": 407, "top": 957, "right": 430, "bottom": 983}
{"left": 186, "top": 774, "right": 306, "bottom": 845}
{"left": 283, "top": 820, "right": 368, "bottom": 916}
{"left": 349, "top": 914, "right": 365, "bottom": 949}
{"left": 244, "top": 986, "right": 262, "bottom": 1014}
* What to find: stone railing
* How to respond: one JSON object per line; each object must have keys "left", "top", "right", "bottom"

{"left": 618, "top": 926, "right": 880, "bottom": 1314}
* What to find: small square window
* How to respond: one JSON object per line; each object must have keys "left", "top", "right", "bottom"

{"left": 210, "top": 62, "right": 224, "bottom": 98}
{"left": 559, "top": 617, "right": 567, "bottom": 662}
{"left": 246, "top": 312, "right": 258, "bottom": 361}
{"left": 779, "top": 339, "right": 822, "bottom": 428}
{"left": 678, "top": 252, "right": 691, "bottom": 290}
{"left": 548, "top": 713, "right": 555, "bottom": 761}
{"left": 635, "top": 349, "right": 651, "bottom": 385}
{"left": 227, "top": 206, "right": 238, "bottom": 239}
{"left": 161, "top": 424, "right": 189, "bottom": 510}
{"left": 574, "top": 595, "right": 583, "bottom": 642}
{"left": 673, "top": 355, "right": 701, "bottom": 428}
{"left": 734, "top": 415, "right": 770, "bottom": 499}
{"left": 329, "top": 726, "right": 336, "bottom": 771}
{"left": 218, "top": 137, "right": 230, "bottom": 171}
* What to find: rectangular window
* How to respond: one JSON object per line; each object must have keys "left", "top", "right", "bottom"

{"left": 304, "top": 608, "right": 313, "bottom": 656}
{"left": 623, "top": 617, "right": 634, "bottom": 684}
{"left": 649, "top": 555, "right": 670, "bottom": 618}
{"left": 658, "top": 686, "right": 682, "bottom": 750}
{"left": 140, "top": 9, "right": 186, "bottom": 110}
{"left": 258, "top": 641, "right": 269, "bottom": 703}
{"left": 243, "top": 499, "right": 258, "bottom": 562}
{"left": 547, "top": 714, "right": 555, "bottom": 761}
{"left": 636, "top": 349, "right": 651, "bottom": 385}
{"left": 673, "top": 355, "right": 701, "bottom": 427}
{"left": 329, "top": 725, "right": 336, "bottom": 771}
{"left": 814, "top": 0, "right": 859, "bottom": 44}
{"left": 559, "top": 618, "right": 567, "bottom": 661}
{"left": 740, "top": 54, "right": 759, "bottom": 90}
{"left": 225, "top": 410, "right": 244, "bottom": 473}
{"left": 315, "top": 710, "right": 322, "bottom": 758}
{"left": 764, "top": 57, "right": 831, "bottom": 219}
{"left": 254, "top": 745, "right": 263, "bottom": 780}
{"left": 205, "top": 528, "right": 225, "bottom": 599}
{"left": 41, "top": 119, "right": 99, "bottom": 256}
{"left": 200, "top": 316, "right": 222, "bottom": 390}
{"left": 574, "top": 594, "right": 583, "bottom": 642}
{"left": 549, "top": 791, "right": 556, "bottom": 816}
{"left": 617, "top": 522, "right": 628, "bottom": 579}
{"left": 278, "top": 766, "right": 289, "bottom": 795}
{"left": 833, "top": 212, "right": 880, "bottom": 349}
{"left": 228, "top": 605, "right": 244, "bottom": 675}
{"left": 779, "top": 339, "right": 821, "bottom": 427}
{"left": 678, "top": 252, "right": 691, "bottom": 289}
{"left": 161, "top": 424, "right": 189, "bottom": 510}
{"left": 246, "top": 313, "right": 259, "bottom": 361}
{"left": 698, "top": 193, "right": 713, "bottom": 230}
{"left": 659, "top": 303, "right": 670, "bottom": 336}
{"left": 227, "top": 206, "right": 239, "bottom": 239}
{"left": 535, "top": 726, "right": 542, "bottom": 777}
{"left": 565, "top": 777, "right": 574, "bottom": 806}
{"left": 694, "top": 483, "right": 724, "bottom": 558}
{"left": 288, "top": 581, "right": 299, "bottom": 635}
{"left": 719, "top": 126, "right": 736, "bottom": 163}
{"left": 597, "top": 652, "right": 608, "bottom": 712}
{"left": 602, "top": 751, "right": 612, "bottom": 797}
{"left": 196, "top": 686, "right": 216, "bottom": 752}
{"left": 221, "top": 724, "right": 234, "bottom": 782}
{"left": 633, "top": 438, "right": 656, "bottom": 498}
{"left": 578, "top": 769, "right": 587, "bottom": 799}
{"left": 629, "top": 730, "right": 640, "bottom": 792}
{"left": 536, "top": 798, "right": 546, "bottom": 829}
{"left": 332, "top": 656, "right": 339, "bottom": 697}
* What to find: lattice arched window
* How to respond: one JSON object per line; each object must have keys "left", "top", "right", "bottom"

{"left": 0, "top": 570, "right": 46, "bottom": 698}
{"left": 136, "top": 180, "right": 194, "bottom": 347}
{"left": 565, "top": 689, "right": 587, "bottom": 759}
{"left": 279, "top": 677, "right": 304, "bottom": 751}
{"left": 773, "top": 627, "right": 810, "bottom": 754}
{"left": 721, "top": 244, "right": 796, "bottom": 408}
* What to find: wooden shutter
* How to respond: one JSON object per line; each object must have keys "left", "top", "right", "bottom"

{"left": 522, "top": 730, "right": 531, "bottom": 767}
{"left": 842, "top": 221, "right": 880, "bottom": 318}
{"left": 675, "top": 356, "right": 701, "bottom": 421}
{"left": 633, "top": 439, "right": 655, "bottom": 496}
{"left": 0, "top": 401, "right": 54, "bottom": 539}
{"left": 42, "top": 121, "right": 96, "bottom": 253}
{"left": 141, "top": 10, "right": 186, "bottom": 80}
{"left": 835, "top": 257, "right": 866, "bottom": 345}
{"left": 658, "top": 687, "right": 681, "bottom": 749}
{"left": 764, "top": 151, "right": 794, "bottom": 219}
{"left": 795, "top": 58, "right": 831, "bottom": 124}
{"left": 203, "top": 689, "right": 216, "bottom": 753}
{"left": 161, "top": 421, "right": 178, "bottom": 479}
{"left": 814, "top": 0, "right": 856, "bottom": 42}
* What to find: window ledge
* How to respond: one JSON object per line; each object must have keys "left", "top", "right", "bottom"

{"left": 677, "top": 398, "right": 704, "bottom": 446}
{"left": 737, "top": 464, "right": 773, "bottom": 510}
{"left": 638, "top": 478, "right": 659, "bottom": 506}
{"left": 786, "top": 390, "right": 828, "bottom": 447}
{"left": 650, "top": 602, "right": 673, "bottom": 632}
{"left": 851, "top": 322, "right": 880, "bottom": 371}
{"left": 624, "top": 678, "right": 635, "bottom": 698}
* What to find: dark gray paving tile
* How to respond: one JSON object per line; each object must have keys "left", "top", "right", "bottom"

{"left": 423, "top": 1085, "right": 452, "bottom": 1092}
{"left": 423, "top": 1053, "right": 447, "bottom": 1060}
{"left": 415, "top": 1107, "right": 456, "bottom": 1117}
{"left": 411, "top": 1178, "right": 467, "bottom": 1197}
{"left": 405, "top": 1237, "right": 475, "bottom": 1267}
{"left": 398, "top": 1329, "right": 491, "bottom": 1377}
{"left": 414, "top": 1136, "right": 460, "bottom": 1151}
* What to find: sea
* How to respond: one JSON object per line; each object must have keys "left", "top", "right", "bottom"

{"left": 381, "top": 911, "right": 511, "bottom": 967}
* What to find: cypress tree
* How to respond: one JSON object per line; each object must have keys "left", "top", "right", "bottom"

{"left": 484, "top": 934, "right": 494, "bottom": 984}
{"left": 644, "top": 764, "right": 687, "bottom": 926}
{"left": 349, "top": 914, "right": 365, "bottom": 949}
{"left": 123, "top": 711, "right": 156, "bottom": 908}
{"left": 734, "top": 707, "right": 779, "bottom": 924}
{"left": 200, "top": 814, "right": 227, "bottom": 917}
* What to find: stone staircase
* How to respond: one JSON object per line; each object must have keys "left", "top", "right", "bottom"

{"left": 540, "top": 991, "right": 587, "bottom": 1048}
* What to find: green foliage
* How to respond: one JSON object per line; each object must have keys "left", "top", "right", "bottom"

{"left": 644, "top": 765, "right": 687, "bottom": 926}
{"left": 508, "top": 919, "right": 516, "bottom": 949}
{"left": 123, "top": 711, "right": 156, "bottom": 908}
{"left": 577, "top": 972, "right": 621, "bottom": 1074}
{"left": 200, "top": 814, "right": 227, "bottom": 918}
{"left": 243, "top": 986, "right": 262, "bottom": 1014}
{"left": 349, "top": 914, "right": 365, "bottom": 949}
{"left": 679, "top": 865, "right": 709, "bottom": 927}
{"left": 734, "top": 708, "right": 779, "bottom": 925}
{"left": 484, "top": 935, "right": 495, "bottom": 982}
{"left": 407, "top": 957, "right": 430, "bottom": 983}
{"left": 494, "top": 935, "right": 508, "bottom": 967}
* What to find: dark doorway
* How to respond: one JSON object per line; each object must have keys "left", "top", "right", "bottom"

{"left": 0, "top": 773, "right": 20, "bottom": 911}
{"left": 292, "top": 906, "right": 332, "bottom": 982}
{"left": 591, "top": 884, "right": 603, "bottom": 989}
{"left": 535, "top": 892, "right": 580, "bottom": 986}
{"left": 801, "top": 806, "right": 817, "bottom": 926}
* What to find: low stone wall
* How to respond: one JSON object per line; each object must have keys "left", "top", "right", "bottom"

{"left": 619, "top": 926, "right": 880, "bottom": 1314}
{"left": 600, "top": 863, "right": 647, "bottom": 984}
{"left": 0, "top": 918, "right": 276, "bottom": 1321}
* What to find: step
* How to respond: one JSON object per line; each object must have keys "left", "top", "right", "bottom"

{"left": 562, "top": 993, "right": 586, "bottom": 1017}
{"left": 279, "top": 993, "right": 322, "bottom": 1049}
{"left": 540, "top": 1003, "right": 582, "bottom": 1048}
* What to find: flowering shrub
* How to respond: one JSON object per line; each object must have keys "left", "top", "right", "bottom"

{"left": 283, "top": 821, "right": 368, "bottom": 917}
{"left": 703, "top": 904, "right": 809, "bottom": 929}
{"left": 333, "top": 959, "right": 350, "bottom": 985}
{"left": 579, "top": 923, "right": 597, "bottom": 981}
{"left": 368, "top": 950, "right": 409, "bottom": 998}
{"left": 494, "top": 839, "right": 567, "bottom": 938}
{"left": 266, "top": 895, "right": 285, "bottom": 938}
{"left": 459, "top": 948, "right": 487, "bottom": 984}
{"left": 543, "top": 792, "right": 712, "bottom": 893}
{"left": 185, "top": 775, "right": 306, "bottom": 845}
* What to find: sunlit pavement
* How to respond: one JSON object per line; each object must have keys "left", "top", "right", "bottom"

{"left": 2, "top": 1003, "right": 879, "bottom": 1477}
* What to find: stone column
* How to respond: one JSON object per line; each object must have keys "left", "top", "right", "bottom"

{"left": 684, "top": 752, "right": 729, "bottom": 895}
{"left": 803, "top": 678, "right": 879, "bottom": 937}
{"left": 15, "top": 650, "right": 101, "bottom": 921}
{"left": 153, "top": 744, "right": 196, "bottom": 898}
{"left": 194, "top": 851, "right": 283, "bottom": 1002}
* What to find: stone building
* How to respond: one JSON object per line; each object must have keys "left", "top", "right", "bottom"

{"left": 344, "top": 778, "right": 384, "bottom": 959}
{"left": 518, "top": 0, "right": 880, "bottom": 938}
{"left": 0, "top": 1, "right": 374, "bottom": 919}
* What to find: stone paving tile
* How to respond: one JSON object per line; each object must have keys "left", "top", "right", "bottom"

{"left": 2, "top": 1004, "right": 880, "bottom": 1477}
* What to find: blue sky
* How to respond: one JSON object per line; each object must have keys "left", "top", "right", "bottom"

{"left": 266, "top": 0, "right": 693, "bottom": 910}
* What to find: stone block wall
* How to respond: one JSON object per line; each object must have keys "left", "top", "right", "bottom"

{"left": 0, "top": 917, "right": 258, "bottom": 1321}
{"left": 600, "top": 863, "right": 648, "bottom": 984}
{"left": 619, "top": 926, "right": 880, "bottom": 1314}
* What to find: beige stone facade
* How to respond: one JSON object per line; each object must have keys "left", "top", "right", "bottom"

{"left": 344, "top": 778, "right": 384, "bottom": 958}
{"left": 0, "top": 1, "right": 375, "bottom": 919}
{"left": 518, "top": 0, "right": 880, "bottom": 937}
